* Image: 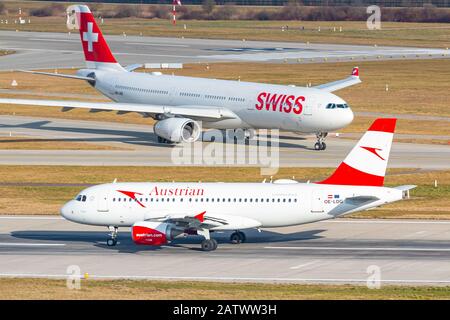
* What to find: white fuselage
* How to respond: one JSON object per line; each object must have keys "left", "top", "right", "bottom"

{"left": 86, "top": 69, "right": 354, "bottom": 133}
{"left": 61, "top": 181, "right": 403, "bottom": 229}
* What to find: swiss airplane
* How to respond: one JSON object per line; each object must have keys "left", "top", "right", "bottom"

{"left": 0, "top": 4, "right": 360, "bottom": 150}
{"left": 61, "top": 118, "right": 415, "bottom": 251}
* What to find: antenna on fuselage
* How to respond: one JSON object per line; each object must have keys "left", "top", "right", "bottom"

{"left": 112, "top": 178, "right": 117, "bottom": 183}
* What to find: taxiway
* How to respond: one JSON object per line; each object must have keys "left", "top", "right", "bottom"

{"left": 0, "top": 115, "right": 449, "bottom": 169}
{"left": 0, "top": 216, "right": 449, "bottom": 285}
{"left": 0, "top": 30, "right": 448, "bottom": 70}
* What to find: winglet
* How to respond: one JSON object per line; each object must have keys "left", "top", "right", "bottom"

{"left": 195, "top": 211, "right": 206, "bottom": 222}
{"left": 351, "top": 67, "right": 359, "bottom": 77}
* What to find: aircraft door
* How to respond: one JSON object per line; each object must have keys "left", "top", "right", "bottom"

{"left": 303, "top": 97, "right": 315, "bottom": 116}
{"left": 311, "top": 190, "right": 324, "bottom": 213}
{"left": 97, "top": 193, "right": 109, "bottom": 212}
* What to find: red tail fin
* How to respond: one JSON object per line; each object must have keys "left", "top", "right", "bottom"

{"left": 318, "top": 118, "right": 396, "bottom": 186}
{"left": 67, "top": 5, "right": 123, "bottom": 70}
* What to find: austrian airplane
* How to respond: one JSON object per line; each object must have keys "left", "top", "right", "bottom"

{"left": 61, "top": 118, "right": 415, "bottom": 251}
{"left": 0, "top": 4, "right": 360, "bottom": 150}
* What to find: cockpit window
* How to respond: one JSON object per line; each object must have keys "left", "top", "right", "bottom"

{"left": 75, "top": 195, "right": 87, "bottom": 202}
{"left": 326, "top": 103, "right": 336, "bottom": 109}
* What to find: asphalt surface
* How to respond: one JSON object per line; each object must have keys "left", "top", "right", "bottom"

{"left": 0, "top": 115, "right": 449, "bottom": 169}
{"left": 0, "top": 216, "right": 449, "bottom": 285}
{"left": 0, "top": 30, "right": 449, "bottom": 70}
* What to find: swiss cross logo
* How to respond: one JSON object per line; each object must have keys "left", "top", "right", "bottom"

{"left": 352, "top": 68, "right": 359, "bottom": 76}
{"left": 82, "top": 22, "right": 98, "bottom": 52}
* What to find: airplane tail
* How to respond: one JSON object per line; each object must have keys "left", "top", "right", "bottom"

{"left": 318, "top": 118, "right": 397, "bottom": 186}
{"left": 66, "top": 5, "right": 124, "bottom": 71}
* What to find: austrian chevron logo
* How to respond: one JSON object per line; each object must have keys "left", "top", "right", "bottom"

{"left": 360, "top": 146, "right": 385, "bottom": 161}
{"left": 117, "top": 190, "right": 146, "bottom": 208}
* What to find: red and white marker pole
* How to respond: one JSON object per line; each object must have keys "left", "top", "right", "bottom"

{"left": 172, "top": 0, "right": 181, "bottom": 25}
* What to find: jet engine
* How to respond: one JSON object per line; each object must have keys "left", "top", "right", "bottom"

{"left": 154, "top": 118, "right": 201, "bottom": 143}
{"left": 131, "top": 221, "right": 183, "bottom": 245}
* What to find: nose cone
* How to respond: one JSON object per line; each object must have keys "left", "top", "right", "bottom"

{"left": 345, "top": 107, "right": 354, "bottom": 126}
{"left": 60, "top": 201, "right": 75, "bottom": 220}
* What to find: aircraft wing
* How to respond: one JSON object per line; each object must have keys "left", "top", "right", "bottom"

{"left": 314, "top": 67, "right": 361, "bottom": 92}
{"left": 148, "top": 211, "right": 262, "bottom": 231}
{"left": 0, "top": 98, "right": 238, "bottom": 120}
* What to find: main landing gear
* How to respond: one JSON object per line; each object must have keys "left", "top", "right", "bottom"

{"left": 224, "top": 129, "right": 256, "bottom": 143}
{"left": 230, "top": 231, "right": 246, "bottom": 244}
{"left": 157, "top": 136, "right": 172, "bottom": 144}
{"left": 314, "top": 132, "right": 328, "bottom": 151}
{"left": 106, "top": 226, "right": 118, "bottom": 246}
{"left": 198, "top": 229, "right": 218, "bottom": 252}
{"left": 201, "top": 239, "right": 218, "bottom": 251}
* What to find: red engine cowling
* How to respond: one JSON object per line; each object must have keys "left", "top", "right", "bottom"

{"left": 131, "top": 221, "right": 182, "bottom": 246}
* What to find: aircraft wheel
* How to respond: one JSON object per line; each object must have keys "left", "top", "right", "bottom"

{"left": 201, "top": 239, "right": 217, "bottom": 251}
{"left": 321, "top": 142, "right": 327, "bottom": 150}
{"left": 230, "top": 231, "right": 245, "bottom": 244}
{"left": 238, "top": 231, "right": 246, "bottom": 243}
{"left": 211, "top": 239, "right": 218, "bottom": 250}
{"left": 106, "top": 238, "right": 117, "bottom": 246}
{"left": 314, "top": 142, "right": 322, "bottom": 150}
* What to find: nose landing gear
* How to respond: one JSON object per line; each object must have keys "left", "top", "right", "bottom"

{"left": 106, "top": 226, "right": 118, "bottom": 246}
{"left": 314, "top": 132, "right": 328, "bottom": 150}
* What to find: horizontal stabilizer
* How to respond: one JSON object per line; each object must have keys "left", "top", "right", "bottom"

{"left": 345, "top": 195, "right": 379, "bottom": 205}
{"left": 124, "top": 64, "right": 143, "bottom": 72}
{"left": 19, "top": 70, "right": 94, "bottom": 81}
{"left": 314, "top": 67, "right": 361, "bottom": 92}
{"left": 394, "top": 185, "right": 417, "bottom": 191}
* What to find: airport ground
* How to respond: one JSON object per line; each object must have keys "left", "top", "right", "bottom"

{"left": 0, "top": 166, "right": 449, "bottom": 220}
{"left": 1, "top": 278, "right": 449, "bottom": 300}
{"left": 0, "top": 2, "right": 449, "bottom": 48}
{"left": 0, "top": 13, "right": 449, "bottom": 298}
{"left": 1, "top": 59, "right": 449, "bottom": 128}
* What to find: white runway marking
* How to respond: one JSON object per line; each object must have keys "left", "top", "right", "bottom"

{"left": 0, "top": 242, "right": 65, "bottom": 247}
{"left": 325, "top": 219, "right": 450, "bottom": 224}
{"left": 29, "top": 38, "right": 78, "bottom": 43}
{"left": 265, "top": 246, "right": 450, "bottom": 252}
{"left": 289, "top": 261, "right": 318, "bottom": 270}
{"left": 1, "top": 273, "right": 449, "bottom": 284}
{"left": 0, "top": 216, "right": 63, "bottom": 220}
{"left": 125, "top": 42, "right": 189, "bottom": 47}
